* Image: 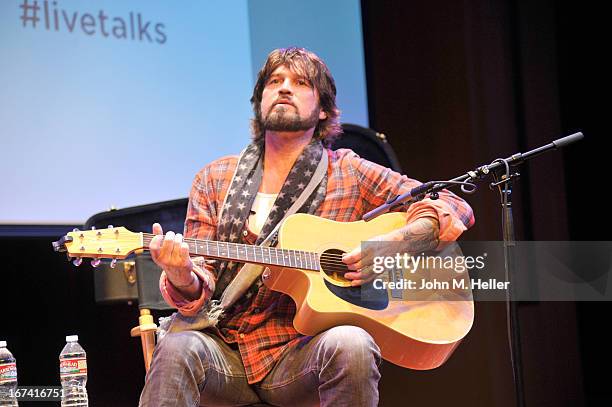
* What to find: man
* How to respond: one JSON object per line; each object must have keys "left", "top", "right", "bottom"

{"left": 139, "top": 47, "right": 474, "bottom": 406}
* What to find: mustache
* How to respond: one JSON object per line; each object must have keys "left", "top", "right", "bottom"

{"left": 273, "top": 98, "right": 296, "bottom": 108}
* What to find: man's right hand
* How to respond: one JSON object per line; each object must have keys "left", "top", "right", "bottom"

{"left": 150, "top": 223, "right": 195, "bottom": 289}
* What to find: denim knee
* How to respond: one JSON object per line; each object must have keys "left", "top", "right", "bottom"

{"left": 317, "top": 325, "right": 381, "bottom": 373}
{"left": 151, "top": 331, "right": 212, "bottom": 371}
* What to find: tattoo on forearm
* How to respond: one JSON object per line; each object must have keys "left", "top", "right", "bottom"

{"left": 402, "top": 218, "right": 440, "bottom": 252}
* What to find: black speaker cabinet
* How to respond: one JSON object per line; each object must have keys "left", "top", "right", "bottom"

{"left": 85, "top": 198, "right": 187, "bottom": 310}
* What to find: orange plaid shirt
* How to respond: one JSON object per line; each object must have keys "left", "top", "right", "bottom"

{"left": 160, "top": 148, "right": 474, "bottom": 384}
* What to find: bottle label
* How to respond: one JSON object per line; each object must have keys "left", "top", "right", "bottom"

{"left": 0, "top": 362, "right": 17, "bottom": 383}
{"left": 59, "top": 357, "right": 87, "bottom": 378}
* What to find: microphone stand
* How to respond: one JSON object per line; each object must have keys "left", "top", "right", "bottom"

{"left": 363, "top": 132, "right": 584, "bottom": 407}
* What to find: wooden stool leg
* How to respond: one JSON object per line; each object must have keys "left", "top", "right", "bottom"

{"left": 134, "top": 308, "right": 158, "bottom": 372}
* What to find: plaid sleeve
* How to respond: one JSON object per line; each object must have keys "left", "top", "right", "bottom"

{"left": 344, "top": 150, "right": 475, "bottom": 240}
{"left": 159, "top": 164, "right": 222, "bottom": 315}
{"left": 184, "top": 165, "right": 219, "bottom": 242}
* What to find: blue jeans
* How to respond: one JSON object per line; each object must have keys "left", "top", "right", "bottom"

{"left": 139, "top": 325, "right": 381, "bottom": 406}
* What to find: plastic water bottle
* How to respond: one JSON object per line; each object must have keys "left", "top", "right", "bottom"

{"left": 59, "top": 335, "right": 88, "bottom": 406}
{"left": 0, "top": 340, "right": 18, "bottom": 407}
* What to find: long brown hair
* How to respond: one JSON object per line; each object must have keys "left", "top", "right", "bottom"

{"left": 250, "top": 47, "right": 341, "bottom": 146}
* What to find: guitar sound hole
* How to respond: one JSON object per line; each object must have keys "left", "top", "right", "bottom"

{"left": 319, "top": 248, "right": 350, "bottom": 285}
{"left": 319, "top": 248, "right": 388, "bottom": 311}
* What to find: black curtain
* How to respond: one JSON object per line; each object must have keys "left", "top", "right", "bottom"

{"left": 362, "top": 0, "right": 609, "bottom": 405}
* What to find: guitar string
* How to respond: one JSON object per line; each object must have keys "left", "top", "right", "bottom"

{"left": 142, "top": 234, "right": 368, "bottom": 272}
{"left": 115, "top": 234, "right": 354, "bottom": 263}
{"left": 142, "top": 234, "right": 352, "bottom": 261}
{"left": 133, "top": 243, "right": 357, "bottom": 278}
{"left": 143, "top": 234, "right": 353, "bottom": 255}
{"left": 139, "top": 233, "right": 367, "bottom": 256}
{"left": 142, "top": 236, "right": 350, "bottom": 270}
{"left": 88, "top": 235, "right": 385, "bottom": 278}
{"left": 114, "top": 235, "right": 354, "bottom": 273}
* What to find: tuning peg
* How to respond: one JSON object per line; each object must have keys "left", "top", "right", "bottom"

{"left": 110, "top": 258, "right": 117, "bottom": 269}
{"left": 107, "top": 225, "right": 114, "bottom": 229}
{"left": 91, "top": 258, "right": 101, "bottom": 268}
{"left": 73, "top": 228, "right": 80, "bottom": 232}
{"left": 91, "top": 226, "right": 96, "bottom": 230}
{"left": 72, "top": 257, "right": 83, "bottom": 266}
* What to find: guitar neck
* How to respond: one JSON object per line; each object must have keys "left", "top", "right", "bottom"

{"left": 141, "top": 233, "right": 320, "bottom": 271}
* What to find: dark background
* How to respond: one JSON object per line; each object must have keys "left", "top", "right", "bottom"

{"left": 1, "top": 0, "right": 608, "bottom": 405}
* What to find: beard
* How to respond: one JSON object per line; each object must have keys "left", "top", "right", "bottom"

{"left": 262, "top": 104, "right": 320, "bottom": 132}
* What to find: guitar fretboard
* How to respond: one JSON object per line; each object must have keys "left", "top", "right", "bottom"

{"left": 141, "top": 233, "right": 321, "bottom": 271}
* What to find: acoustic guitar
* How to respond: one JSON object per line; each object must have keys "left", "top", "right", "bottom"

{"left": 52, "top": 212, "right": 473, "bottom": 370}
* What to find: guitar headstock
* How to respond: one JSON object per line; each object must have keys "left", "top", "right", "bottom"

{"left": 52, "top": 226, "right": 144, "bottom": 267}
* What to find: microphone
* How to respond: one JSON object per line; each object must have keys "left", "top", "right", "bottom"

{"left": 363, "top": 181, "right": 436, "bottom": 221}
{"left": 552, "top": 132, "right": 583, "bottom": 148}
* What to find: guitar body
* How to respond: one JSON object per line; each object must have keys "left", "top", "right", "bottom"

{"left": 263, "top": 212, "right": 474, "bottom": 370}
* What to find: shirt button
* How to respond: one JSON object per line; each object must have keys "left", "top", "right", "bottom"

{"left": 239, "top": 333, "right": 245, "bottom": 339}
{"left": 242, "top": 230, "right": 248, "bottom": 237}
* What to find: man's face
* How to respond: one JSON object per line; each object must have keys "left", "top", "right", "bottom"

{"left": 260, "top": 65, "right": 327, "bottom": 133}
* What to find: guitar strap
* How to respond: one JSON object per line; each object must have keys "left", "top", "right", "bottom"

{"left": 163, "top": 138, "right": 328, "bottom": 335}
{"left": 219, "top": 148, "right": 328, "bottom": 310}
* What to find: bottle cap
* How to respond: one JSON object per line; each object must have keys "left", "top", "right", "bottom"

{"left": 66, "top": 335, "right": 79, "bottom": 342}
{"left": 0, "top": 340, "right": 6, "bottom": 347}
